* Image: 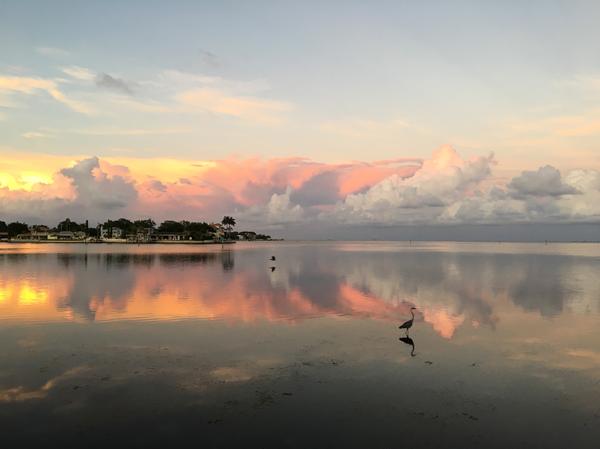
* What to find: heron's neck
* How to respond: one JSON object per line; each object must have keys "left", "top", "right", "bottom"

{"left": 411, "top": 310, "right": 414, "bottom": 319}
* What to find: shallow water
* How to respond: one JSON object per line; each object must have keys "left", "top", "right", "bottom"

{"left": 1, "top": 241, "right": 599, "bottom": 448}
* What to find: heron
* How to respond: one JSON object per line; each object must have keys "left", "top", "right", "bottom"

{"left": 399, "top": 307, "right": 417, "bottom": 335}
{"left": 399, "top": 336, "right": 416, "bottom": 357}
{"left": 270, "top": 256, "right": 276, "bottom": 261}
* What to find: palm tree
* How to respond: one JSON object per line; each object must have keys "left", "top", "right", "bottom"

{"left": 221, "top": 216, "right": 236, "bottom": 240}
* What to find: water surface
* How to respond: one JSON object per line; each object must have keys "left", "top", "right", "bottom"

{"left": 1, "top": 242, "right": 599, "bottom": 448}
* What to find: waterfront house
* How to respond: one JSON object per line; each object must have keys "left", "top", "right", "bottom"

{"left": 48, "top": 231, "right": 85, "bottom": 240}
{"left": 153, "top": 232, "right": 187, "bottom": 241}
{"left": 26, "top": 225, "right": 51, "bottom": 240}
{"left": 126, "top": 227, "right": 156, "bottom": 243}
{"left": 16, "top": 230, "right": 49, "bottom": 240}
{"left": 238, "top": 231, "right": 257, "bottom": 240}
{"left": 210, "top": 223, "right": 225, "bottom": 240}
{"left": 100, "top": 226, "right": 124, "bottom": 239}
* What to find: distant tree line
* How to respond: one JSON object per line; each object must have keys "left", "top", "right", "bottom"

{"left": 0, "top": 216, "right": 271, "bottom": 241}
{"left": 99, "top": 218, "right": 217, "bottom": 241}
{"left": 0, "top": 219, "right": 94, "bottom": 238}
{"left": 0, "top": 221, "right": 29, "bottom": 237}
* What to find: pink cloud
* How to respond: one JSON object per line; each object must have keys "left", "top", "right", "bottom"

{"left": 133, "top": 156, "right": 423, "bottom": 220}
{"left": 3, "top": 146, "right": 599, "bottom": 228}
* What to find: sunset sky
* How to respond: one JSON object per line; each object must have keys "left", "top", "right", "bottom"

{"left": 2, "top": 1, "right": 600, "bottom": 239}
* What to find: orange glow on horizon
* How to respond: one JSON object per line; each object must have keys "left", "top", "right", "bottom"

{"left": 0, "top": 151, "right": 422, "bottom": 215}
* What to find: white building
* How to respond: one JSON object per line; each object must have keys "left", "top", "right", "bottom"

{"left": 100, "top": 226, "right": 124, "bottom": 239}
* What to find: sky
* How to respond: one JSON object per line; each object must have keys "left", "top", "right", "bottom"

{"left": 1, "top": 0, "right": 600, "bottom": 239}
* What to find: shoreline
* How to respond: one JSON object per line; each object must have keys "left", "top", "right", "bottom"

{"left": 0, "top": 240, "right": 237, "bottom": 245}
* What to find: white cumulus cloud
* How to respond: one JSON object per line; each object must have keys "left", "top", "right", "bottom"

{"left": 508, "top": 165, "right": 579, "bottom": 198}
{"left": 331, "top": 146, "right": 495, "bottom": 224}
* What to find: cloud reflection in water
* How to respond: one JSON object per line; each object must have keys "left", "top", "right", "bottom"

{"left": 0, "top": 243, "right": 599, "bottom": 340}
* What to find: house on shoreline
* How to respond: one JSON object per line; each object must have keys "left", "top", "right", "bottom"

{"left": 15, "top": 230, "right": 86, "bottom": 241}
{"left": 14, "top": 224, "right": 86, "bottom": 241}
{"left": 100, "top": 226, "right": 123, "bottom": 239}
{"left": 153, "top": 232, "right": 187, "bottom": 241}
{"left": 125, "top": 230, "right": 188, "bottom": 243}
{"left": 1, "top": 217, "right": 266, "bottom": 243}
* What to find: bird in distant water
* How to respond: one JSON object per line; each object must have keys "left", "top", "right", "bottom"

{"left": 399, "top": 307, "right": 417, "bottom": 335}
{"left": 270, "top": 256, "right": 276, "bottom": 261}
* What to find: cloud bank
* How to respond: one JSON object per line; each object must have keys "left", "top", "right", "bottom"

{"left": 1, "top": 146, "right": 600, "bottom": 235}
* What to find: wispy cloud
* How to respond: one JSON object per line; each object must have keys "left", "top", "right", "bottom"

{"left": 77, "top": 127, "right": 191, "bottom": 136}
{"left": 321, "top": 117, "right": 412, "bottom": 137}
{"left": 22, "top": 131, "right": 50, "bottom": 139}
{"left": 61, "top": 65, "right": 95, "bottom": 81}
{"left": 507, "top": 74, "right": 600, "bottom": 139}
{"left": 0, "top": 75, "right": 92, "bottom": 114}
{"left": 110, "top": 96, "right": 171, "bottom": 113}
{"left": 159, "top": 69, "right": 269, "bottom": 94}
{"left": 21, "top": 127, "right": 192, "bottom": 141}
{"left": 95, "top": 72, "right": 135, "bottom": 95}
{"left": 35, "top": 46, "right": 70, "bottom": 58}
{"left": 510, "top": 111, "right": 600, "bottom": 138}
{"left": 199, "top": 49, "right": 220, "bottom": 68}
{"left": 176, "top": 87, "right": 292, "bottom": 123}
{"left": 0, "top": 92, "right": 19, "bottom": 108}
{"left": 1, "top": 66, "right": 291, "bottom": 124}
{"left": 556, "top": 74, "right": 600, "bottom": 92}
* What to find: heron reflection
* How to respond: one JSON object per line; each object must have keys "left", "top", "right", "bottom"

{"left": 399, "top": 336, "right": 416, "bottom": 357}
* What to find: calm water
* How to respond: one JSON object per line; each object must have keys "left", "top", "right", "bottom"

{"left": 1, "top": 241, "right": 599, "bottom": 448}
